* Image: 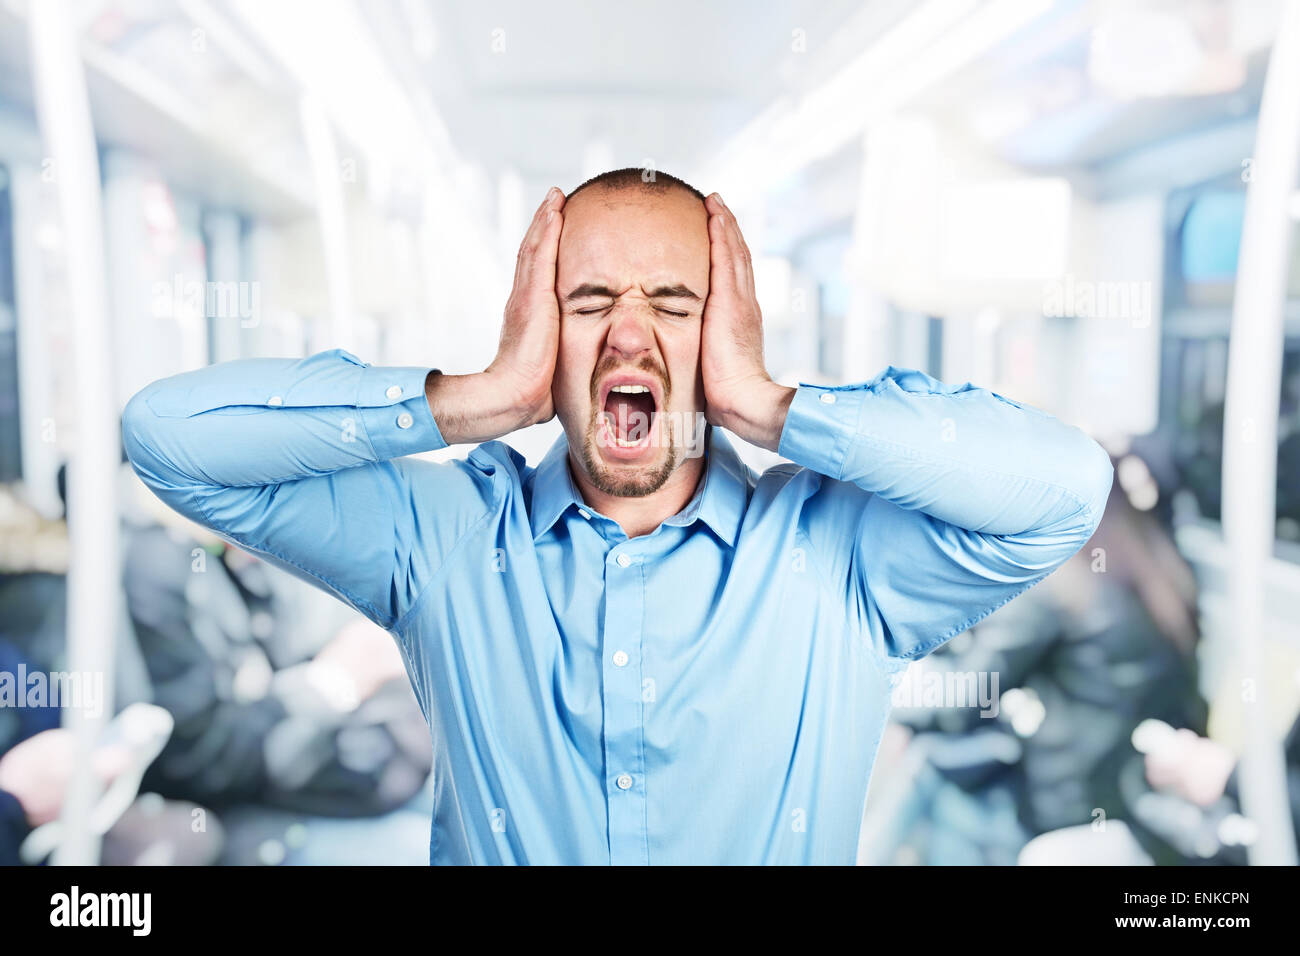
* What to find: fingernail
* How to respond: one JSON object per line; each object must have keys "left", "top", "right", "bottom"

{"left": 546, "top": 209, "right": 555, "bottom": 223}
{"left": 547, "top": 186, "right": 561, "bottom": 202}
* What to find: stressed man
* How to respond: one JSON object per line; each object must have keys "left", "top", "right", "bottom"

{"left": 123, "top": 168, "right": 1113, "bottom": 865}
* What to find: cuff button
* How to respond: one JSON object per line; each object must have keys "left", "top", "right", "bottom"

{"left": 385, "top": 385, "right": 403, "bottom": 400}
{"left": 819, "top": 392, "right": 836, "bottom": 404}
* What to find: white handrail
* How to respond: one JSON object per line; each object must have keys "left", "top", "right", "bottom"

{"left": 1221, "top": 0, "right": 1300, "bottom": 866}
{"left": 25, "top": 0, "right": 121, "bottom": 866}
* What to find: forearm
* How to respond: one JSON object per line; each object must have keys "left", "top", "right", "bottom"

{"left": 124, "top": 349, "right": 502, "bottom": 628}
{"left": 123, "top": 349, "right": 444, "bottom": 492}
{"left": 778, "top": 366, "right": 1113, "bottom": 536}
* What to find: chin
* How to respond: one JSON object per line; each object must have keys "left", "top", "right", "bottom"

{"left": 579, "top": 419, "right": 678, "bottom": 498}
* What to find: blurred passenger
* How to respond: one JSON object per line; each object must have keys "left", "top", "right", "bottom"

{"left": 0, "top": 729, "right": 123, "bottom": 864}
{"left": 885, "top": 461, "right": 1207, "bottom": 864}
{"left": 0, "top": 613, "right": 61, "bottom": 865}
{"left": 1140, "top": 713, "right": 1300, "bottom": 859}
{"left": 0, "top": 485, "right": 221, "bottom": 865}
{"left": 123, "top": 518, "right": 430, "bottom": 819}
{"left": 3, "top": 467, "right": 433, "bottom": 864}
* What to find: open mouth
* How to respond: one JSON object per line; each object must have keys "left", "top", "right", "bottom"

{"left": 597, "top": 375, "right": 662, "bottom": 457}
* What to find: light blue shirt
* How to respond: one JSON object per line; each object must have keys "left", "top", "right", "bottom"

{"left": 122, "top": 348, "right": 1112, "bottom": 865}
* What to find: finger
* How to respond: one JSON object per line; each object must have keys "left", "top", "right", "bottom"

{"left": 714, "top": 194, "right": 757, "bottom": 300}
{"left": 706, "top": 194, "right": 739, "bottom": 276}
{"left": 516, "top": 194, "right": 565, "bottom": 299}
{"left": 712, "top": 193, "right": 751, "bottom": 258}
{"left": 513, "top": 188, "right": 565, "bottom": 289}
{"left": 511, "top": 192, "right": 551, "bottom": 287}
{"left": 707, "top": 195, "right": 754, "bottom": 302}
{"left": 706, "top": 211, "right": 744, "bottom": 302}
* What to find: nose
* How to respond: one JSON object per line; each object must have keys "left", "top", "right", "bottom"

{"left": 603, "top": 301, "right": 656, "bottom": 362}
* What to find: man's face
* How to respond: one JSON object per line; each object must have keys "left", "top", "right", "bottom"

{"left": 553, "top": 186, "right": 710, "bottom": 497}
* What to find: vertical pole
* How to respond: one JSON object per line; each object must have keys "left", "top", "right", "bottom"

{"left": 843, "top": 129, "right": 894, "bottom": 382}
{"left": 300, "top": 95, "right": 355, "bottom": 354}
{"left": 205, "top": 210, "right": 244, "bottom": 363}
{"left": 1221, "top": 1, "right": 1300, "bottom": 866}
{"left": 26, "top": 0, "right": 120, "bottom": 866}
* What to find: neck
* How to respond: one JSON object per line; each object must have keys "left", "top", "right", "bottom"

{"left": 568, "top": 450, "right": 707, "bottom": 539}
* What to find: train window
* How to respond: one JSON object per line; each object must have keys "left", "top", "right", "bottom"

{"left": 1159, "top": 183, "right": 1300, "bottom": 550}
{"left": 1163, "top": 336, "right": 1300, "bottom": 541}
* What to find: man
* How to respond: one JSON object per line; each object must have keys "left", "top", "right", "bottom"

{"left": 123, "top": 168, "right": 1113, "bottom": 865}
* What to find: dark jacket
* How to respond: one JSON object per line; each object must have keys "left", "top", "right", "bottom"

{"left": 123, "top": 522, "right": 430, "bottom": 816}
{"left": 893, "top": 483, "right": 1207, "bottom": 838}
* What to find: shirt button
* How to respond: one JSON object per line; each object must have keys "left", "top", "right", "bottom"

{"left": 578, "top": 509, "right": 591, "bottom": 520}
{"left": 612, "top": 650, "right": 629, "bottom": 667}
{"left": 385, "top": 385, "right": 403, "bottom": 400}
{"left": 616, "top": 774, "right": 633, "bottom": 791}
{"left": 819, "top": 392, "right": 836, "bottom": 404}
{"left": 396, "top": 412, "right": 414, "bottom": 429}
{"left": 267, "top": 396, "right": 283, "bottom": 407}
{"left": 615, "top": 553, "right": 631, "bottom": 568}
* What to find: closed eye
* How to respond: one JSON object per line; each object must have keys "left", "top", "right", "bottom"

{"left": 573, "top": 305, "right": 690, "bottom": 317}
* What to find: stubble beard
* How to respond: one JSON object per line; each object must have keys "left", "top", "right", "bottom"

{"left": 579, "top": 413, "right": 680, "bottom": 498}
{"left": 579, "top": 355, "right": 679, "bottom": 498}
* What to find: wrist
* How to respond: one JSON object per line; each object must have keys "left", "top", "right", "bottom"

{"left": 426, "top": 369, "right": 542, "bottom": 444}
{"left": 715, "top": 380, "right": 796, "bottom": 452}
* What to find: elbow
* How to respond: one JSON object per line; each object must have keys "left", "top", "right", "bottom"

{"left": 1063, "top": 434, "right": 1113, "bottom": 548}
{"left": 1080, "top": 435, "right": 1114, "bottom": 531}
{"left": 121, "top": 387, "right": 164, "bottom": 485}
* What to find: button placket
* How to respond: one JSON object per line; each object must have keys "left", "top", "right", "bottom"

{"left": 602, "top": 545, "right": 647, "bottom": 864}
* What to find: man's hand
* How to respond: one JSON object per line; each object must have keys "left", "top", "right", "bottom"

{"left": 701, "top": 193, "right": 794, "bottom": 451}
{"left": 426, "top": 187, "right": 566, "bottom": 444}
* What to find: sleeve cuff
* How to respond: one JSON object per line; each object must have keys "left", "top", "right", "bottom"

{"left": 355, "top": 364, "right": 447, "bottom": 460}
{"left": 776, "top": 383, "right": 869, "bottom": 480}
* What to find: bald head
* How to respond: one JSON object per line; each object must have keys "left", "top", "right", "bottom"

{"left": 567, "top": 167, "right": 707, "bottom": 208}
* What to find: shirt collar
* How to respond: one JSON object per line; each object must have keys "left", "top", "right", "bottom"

{"left": 528, "top": 426, "right": 750, "bottom": 546}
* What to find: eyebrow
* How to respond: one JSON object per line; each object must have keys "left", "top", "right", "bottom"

{"left": 564, "top": 282, "right": 702, "bottom": 303}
